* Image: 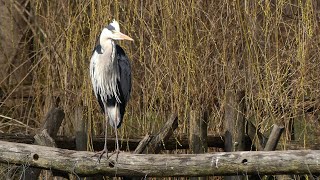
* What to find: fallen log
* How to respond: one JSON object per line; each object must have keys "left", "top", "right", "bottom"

{"left": 0, "top": 133, "right": 224, "bottom": 150}
{"left": 2, "top": 133, "right": 318, "bottom": 151}
{"left": 0, "top": 140, "right": 320, "bottom": 177}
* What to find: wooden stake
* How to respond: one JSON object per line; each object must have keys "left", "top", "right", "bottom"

{"left": 224, "top": 90, "right": 245, "bottom": 180}
{"left": 264, "top": 124, "right": 284, "bottom": 151}
{"left": 190, "top": 110, "right": 208, "bottom": 180}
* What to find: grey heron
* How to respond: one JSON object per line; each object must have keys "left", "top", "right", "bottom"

{"left": 90, "top": 20, "right": 133, "bottom": 160}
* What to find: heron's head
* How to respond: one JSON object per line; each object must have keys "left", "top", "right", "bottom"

{"left": 100, "top": 20, "right": 133, "bottom": 42}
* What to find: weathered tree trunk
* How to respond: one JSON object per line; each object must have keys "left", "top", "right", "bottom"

{"left": 0, "top": 140, "right": 320, "bottom": 177}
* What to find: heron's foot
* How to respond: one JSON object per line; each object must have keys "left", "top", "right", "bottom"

{"left": 92, "top": 149, "right": 108, "bottom": 163}
{"left": 114, "top": 149, "right": 120, "bottom": 162}
{"left": 107, "top": 149, "right": 121, "bottom": 162}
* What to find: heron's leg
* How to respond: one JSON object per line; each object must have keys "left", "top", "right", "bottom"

{"left": 94, "top": 112, "right": 109, "bottom": 162}
{"left": 114, "top": 104, "right": 120, "bottom": 160}
{"left": 103, "top": 114, "right": 109, "bottom": 154}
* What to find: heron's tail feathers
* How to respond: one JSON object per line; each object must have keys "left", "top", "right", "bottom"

{"left": 106, "top": 105, "right": 122, "bottom": 128}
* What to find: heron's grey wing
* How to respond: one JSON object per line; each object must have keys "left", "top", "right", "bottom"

{"left": 116, "top": 45, "right": 131, "bottom": 105}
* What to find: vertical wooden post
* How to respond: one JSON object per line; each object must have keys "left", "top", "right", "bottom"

{"left": 189, "top": 110, "right": 208, "bottom": 154}
{"left": 235, "top": 91, "right": 246, "bottom": 151}
{"left": 75, "top": 106, "right": 87, "bottom": 180}
{"left": 224, "top": 90, "right": 245, "bottom": 152}
{"left": 224, "top": 90, "right": 245, "bottom": 180}
{"left": 75, "top": 106, "right": 87, "bottom": 151}
{"left": 224, "top": 91, "right": 234, "bottom": 153}
{"left": 288, "top": 118, "right": 295, "bottom": 141}
{"left": 189, "top": 110, "right": 208, "bottom": 180}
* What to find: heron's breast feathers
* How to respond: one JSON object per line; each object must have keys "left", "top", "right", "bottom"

{"left": 90, "top": 51, "right": 121, "bottom": 103}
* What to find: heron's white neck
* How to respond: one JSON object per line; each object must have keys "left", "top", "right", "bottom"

{"left": 100, "top": 38, "right": 113, "bottom": 53}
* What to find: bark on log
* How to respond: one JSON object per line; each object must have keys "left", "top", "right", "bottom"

{"left": 0, "top": 140, "right": 320, "bottom": 177}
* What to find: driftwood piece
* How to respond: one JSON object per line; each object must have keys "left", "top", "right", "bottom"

{"left": 24, "top": 107, "right": 65, "bottom": 180}
{"left": 1, "top": 140, "right": 320, "bottom": 177}
{"left": 133, "top": 134, "right": 152, "bottom": 154}
{"left": 264, "top": 124, "right": 285, "bottom": 151}
{"left": 250, "top": 124, "right": 285, "bottom": 179}
{"left": 39, "top": 107, "right": 65, "bottom": 137}
{"left": 142, "top": 114, "right": 178, "bottom": 153}
{"left": 34, "top": 129, "right": 56, "bottom": 147}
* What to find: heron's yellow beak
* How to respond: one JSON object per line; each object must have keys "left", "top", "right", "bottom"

{"left": 113, "top": 32, "right": 134, "bottom": 41}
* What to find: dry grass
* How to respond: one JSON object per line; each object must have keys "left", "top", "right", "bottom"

{"left": 1, "top": 0, "right": 320, "bottom": 172}
{"left": 1, "top": 0, "right": 320, "bottom": 179}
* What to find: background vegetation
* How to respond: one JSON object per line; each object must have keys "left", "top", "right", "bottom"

{"left": 1, "top": 0, "right": 320, "bottom": 156}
